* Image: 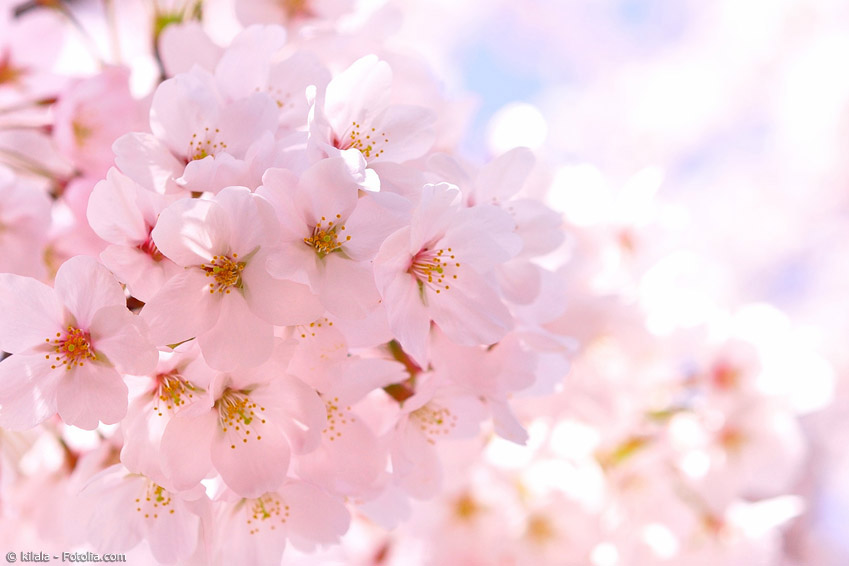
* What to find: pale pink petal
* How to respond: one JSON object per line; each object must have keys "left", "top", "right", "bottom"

{"left": 178, "top": 152, "right": 249, "bottom": 194}
{"left": 331, "top": 358, "right": 408, "bottom": 405}
{"left": 89, "top": 305, "right": 158, "bottom": 375}
{"left": 382, "top": 274, "right": 431, "bottom": 367}
{"left": 496, "top": 260, "right": 542, "bottom": 305}
{"left": 210, "top": 417, "right": 290, "bottom": 498}
{"left": 280, "top": 482, "right": 350, "bottom": 550}
{"left": 329, "top": 304, "right": 394, "bottom": 349}
{"left": 489, "top": 399, "right": 529, "bottom": 445}
{"left": 476, "top": 146, "right": 534, "bottom": 202}
{"left": 0, "top": 273, "right": 64, "bottom": 353}
{"left": 316, "top": 255, "right": 380, "bottom": 320}
{"left": 243, "top": 257, "right": 324, "bottom": 325}
{"left": 215, "top": 93, "right": 279, "bottom": 157}
{"left": 145, "top": 492, "right": 201, "bottom": 564}
{"left": 296, "top": 157, "right": 360, "bottom": 224}
{"left": 141, "top": 269, "right": 220, "bottom": 347}
{"left": 214, "top": 25, "right": 287, "bottom": 100}
{"left": 150, "top": 69, "right": 221, "bottom": 155}
{"left": 368, "top": 105, "right": 436, "bottom": 164}
{"left": 0, "top": 354, "right": 59, "bottom": 430}
{"left": 152, "top": 198, "right": 231, "bottom": 266}
{"left": 99, "top": 245, "right": 179, "bottom": 303}
{"left": 120, "top": 396, "right": 169, "bottom": 482}
{"left": 449, "top": 204, "right": 522, "bottom": 267}
{"left": 392, "top": 425, "right": 442, "bottom": 499}
{"left": 56, "top": 363, "right": 128, "bottom": 429}
{"left": 296, "top": 416, "right": 385, "bottom": 496}
{"left": 160, "top": 21, "right": 224, "bottom": 76}
{"left": 325, "top": 55, "right": 391, "bottom": 134}
{"left": 426, "top": 153, "right": 474, "bottom": 191}
{"left": 429, "top": 269, "right": 512, "bottom": 347}
{"left": 86, "top": 168, "right": 148, "bottom": 245}
{"left": 339, "top": 191, "right": 409, "bottom": 261}
{"left": 214, "top": 187, "right": 278, "bottom": 256}
{"left": 197, "top": 292, "right": 274, "bottom": 371}
{"left": 408, "top": 184, "right": 461, "bottom": 249}
{"left": 269, "top": 52, "right": 331, "bottom": 129}
{"left": 161, "top": 409, "right": 217, "bottom": 491}
{"left": 252, "top": 375, "right": 326, "bottom": 455}
{"left": 511, "top": 198, "right": 566, "bottom": 256}
{"left": 113, "top": 132, "right": 184, "bottom": 194}
{"left": 215, "top": 498, "right": 287, "bottom": 565}
{"left": 264, "top": 242, "right": 316, "bottom": 281}
{"left": 53, "top": 256, "right": 126, "bottom": 329}
{"left": 257, "top": 168, "right": 307, "bottom": 240}
{"left": 82, "top": 470, "right": 145, "bottom": 552}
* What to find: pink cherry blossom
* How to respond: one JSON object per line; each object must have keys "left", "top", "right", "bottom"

{"left": 81, "top": 464, "right": 206, "bottom": 564}
{"left": 0, "top": 165, "right": 51, "bottom": 278}
{"left": 373, "top": 183, "right": 520, "bottom": 365}
{"left": 86, "top": 168, "right": 181, "bottom": 302}
{"left": 113, "top": 67, "right": 280, "bottom": 194}
{"left": 258, "top": 156, "right": 407, "bottom": 319}
{"left": 0, "top": 256, "right": 157, "bottom": 430}
{"left": 141, "top": 186, "right": 323, "bottom": 370}
{"left": 211, "top": 480, "right": 350, "bottom": 565}
{"left": 160, "top": 349, "right": 325, "bottom": 498}
{"left": 308, "top": 55, "right": 437, "bottom": 172}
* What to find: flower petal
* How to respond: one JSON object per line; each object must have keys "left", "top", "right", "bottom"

{"left": 0, "top": 273, "right": 64, "bottom": 353}
{"left": 243, "top": 258, "right": 324, "bottom": 326}
{"left": 252, "top": 375, "right": 326, "bottom": 455}
{"left": 0, "top": 354, "right": 59, "bottom": 430}
{"left": 141, "top": 269, "right": 220, "bottom": 347}
{"left": 56, "top": 363, "right": 128, "bottom": 430}
{"left": 316, "top": 255, "right": 380, "bottom": 320}
{"left": 210, "top": 415, "right": 290, "bottom": 498}
{"left": 53, "top": 256, "right": 126, "bottom": 329}
{"left": 152, "top": 198, "right": 231, "bottom": 266}
{"left": 280, "top": 481, "right": 350, "bottom": 551}
{"left": 198, "top": 291, "right": 274, "bottom": 371}
{"left": 160, "top": 409, "right": 217, "bottom": 491}
{"left": 90, "top": 305, "right": 158, "bottom": 375}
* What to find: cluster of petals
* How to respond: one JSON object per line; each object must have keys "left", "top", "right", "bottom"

{"left": 0, "top": 5, "right": 568, "bottom": 563}
{"left": 0, "top": 1, "right": 842, "bottom": 566}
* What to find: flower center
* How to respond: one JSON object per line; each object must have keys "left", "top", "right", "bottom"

{"left": 135, "top": 481, "right": 175, "bottom": 519}
{"left": 408, "top": 246, "right": 460, "bottom": 296}
{"left": 410, "top": 402, "right": 458, "bottom": 445}
{"left": 201, "top": 254, "right": 245, "bottom": 294}
{"left": 334, "top": 121, "right": 388, "bottom": 160}
{"left": 44, "top": 326, "right": 96, "bottom": 371}
{"left": 245, "top": 493, "right": 289, "bottom": 535}
{"left": 153, "top": 372, "right": 197, "bottom": 417}
{"left": 323, "top": 395, "right": 354, "bottom": 442}
{"left": 137, "top": 228, "right": 164, "bottom": 262}
{"left": 215, "top": 389, "right": 267, "bottom": 449}
{"left": 303, "top": 214, "right": 349, "bottom": 257}
{"left": 187, "top": 127, "right": 228, "bottom": 161}
{"left": 0, "top": 49, "right": 26, "bottom": 85}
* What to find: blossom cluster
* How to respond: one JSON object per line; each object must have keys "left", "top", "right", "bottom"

{"left": 0, "top": 1, "right": 568, "bottom": 563}
{"left": 1, "top": 1, "right": 847, "bottom": 565}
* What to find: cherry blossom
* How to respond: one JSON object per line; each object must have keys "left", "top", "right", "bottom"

{"left": 373, "top": 183, "right": 520, "bottom": 365}
{"left": 0, "top": 256, "right": 156, "bottom": 430}
{"left": 141, "top": 186, "right": 322, "bottom": 370}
